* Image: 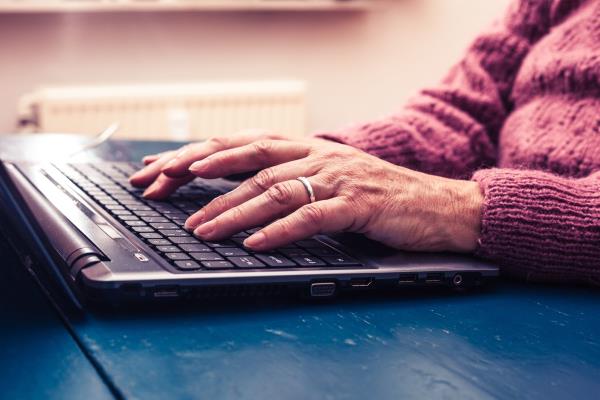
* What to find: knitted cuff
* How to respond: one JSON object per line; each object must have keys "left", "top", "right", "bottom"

{"left": 472, "top": 168, "right": 600, "bottom": 285}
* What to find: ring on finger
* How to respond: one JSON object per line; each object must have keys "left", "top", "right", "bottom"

{"left": 296, "top": 176, "right": 316, "bottom": 204}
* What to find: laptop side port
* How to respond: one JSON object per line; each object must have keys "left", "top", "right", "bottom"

{"left": 310, "top": 282, "right": 337, "bottom": 297}
{"left": 425, "top": 272, "right": 444, "bottom": 283}
{"left": 452, "top": 273, "right": 464, "bottom": 287}
{"left": 153, "top": 286, "right": 180, "bottom": 298}
{"left": 349, "top": 277, "right": 374, "bottom": 288}
{"left": 398, "top": 273, "right": 418, "bottom": 284}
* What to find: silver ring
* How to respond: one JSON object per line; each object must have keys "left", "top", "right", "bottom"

{"left": 296, "top": 177, "right": 316, "bottom": 204}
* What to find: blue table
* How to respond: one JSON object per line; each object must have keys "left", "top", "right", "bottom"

{"left": 1, "top": 136, "right": 599, "bottom": 400}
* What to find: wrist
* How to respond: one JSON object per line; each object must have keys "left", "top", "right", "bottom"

{"left": 444, "top": 179, "right": 484, "bottom": 253}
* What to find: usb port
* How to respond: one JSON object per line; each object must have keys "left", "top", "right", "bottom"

{"left": 350, "top": 277, "right": 374, "bottom": 288}
{"left": 425, "top": 273, "right": 444, "bottom": 283}
{"left": 310, "top": 282, "right": 337, "bottom": 297}
{"left": 398, "top": 273, "right": 418, "bottom": 284}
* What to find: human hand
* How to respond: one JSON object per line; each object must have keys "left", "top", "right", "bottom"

{"left": 130, "top": 132, "right": 484, "bottom": 253}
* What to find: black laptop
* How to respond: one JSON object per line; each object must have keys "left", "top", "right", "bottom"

{"left": 0, "top": 159, "right": 498, "bottom": 305}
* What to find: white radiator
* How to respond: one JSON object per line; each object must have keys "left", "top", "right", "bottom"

{"left": 17, "top": 81, "right": 307, "bottom": 140}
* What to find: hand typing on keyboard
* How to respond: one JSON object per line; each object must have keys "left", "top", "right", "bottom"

{"left": 129, "top": 129, "right": 484, "bottom": 254}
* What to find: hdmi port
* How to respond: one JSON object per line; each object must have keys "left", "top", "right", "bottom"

{"left": 350, "top": 277, "right": 374, "bottom": 288}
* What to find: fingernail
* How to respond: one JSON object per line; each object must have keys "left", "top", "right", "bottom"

{"left": 184, "top": 210, "right": 205, "bottom": 231}
{"left": 129, "top": 171, "right": 142, "bottom": 183}
{"left": 189, "top": 159, "right": 209, "bottom": 172}
{"left": 194, "top": 220, "right": 216, "bottom": 237}
{"left": 244, "top": 232, "right": 266, "bottom": 248}
{"left": 143, "top": 184, "right": 157, "bottom": 198}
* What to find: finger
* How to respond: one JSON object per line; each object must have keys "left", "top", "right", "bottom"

{"left": 142, "top": 154, "right": 160, "bottom": 165}
{"left": 143, "top": 173, "right": 195, "bottom": 200}
{"left": 188, "top": 140, "right": 310, "bottom": 179}
{"left": 243, "top": 198, "right": 353, "bottom": 251}
{"left": 185, "top": 159, "right": 316, "bottom": 230}
{"left": 161, "top": 130, "right": 282, "bottom": 178}
{"left": 191, "top": 176, "right": 332, "bottom": 240}
{"left": 129, "top": 150, "right": 177, "bottom": 187}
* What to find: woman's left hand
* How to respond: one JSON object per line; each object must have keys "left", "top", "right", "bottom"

{"left": 136, "top": 136, "right": 484, "bottom": 253}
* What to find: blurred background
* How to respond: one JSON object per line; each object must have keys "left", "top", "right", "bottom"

{"left": 0, "top": 0, "right": 510, "bottom": 140}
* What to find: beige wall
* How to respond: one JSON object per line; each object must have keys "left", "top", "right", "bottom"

{"left": 0, "top": 0, "right": 510, "bottom": 135}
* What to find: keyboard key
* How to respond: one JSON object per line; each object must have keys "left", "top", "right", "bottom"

{"left": 127, "top": 205, "right": 152, "bottom": 211}
{"left": 115, "top": 198, "right": 142, "bottom": 205}
{"left": 166, "top": 252, "right": 190, "bottom": 261}
{"left": 291, "top": 256, "right": 326, "bottom": 267}
{"left": 160, "top": 229, "right": 189, "bottom": 237}
{"left": 280, "top": 248, "right": 311, "bottom": 257}
{"left": 175, "top": 260, "right": 202, "bottom": 270}
{"left": 179, "top": 243, "right": 211, "bottom": 253}
{"left": 255, "top": 254, "right": 296, "bottom": 267}
{"left": 216, "top": 247, "right": 248, "bottom": 257}
{"left": 231, "top": 237, "right": 246, "bottom": 246}
{"left": 112, "top": 209, "right": 133, "bottom": 215}
{"left": 105, "top": 205, "right": 126, "bottom": 212}
{"left": 141, "top": 216, "right": 170, "bottom": 223}
{"left": 170, "top": 219, "right": 187, "bottom": 227}
{"left": 117, "top": 214, "right": 138, "bottom": 221}
{"left": 156, "top": 245, "right": 180, "bottom": 253}
{"left": 140, "top": 232, "right": 162, "bottom": 239}
{"left": 147, "top": 201, "right": 181, "bottom": 214}
{"left": 201, "top": 260, "right": 234, "bottom": 269}
{"left": 190, "top": 252, "right": 223, "bottom": 261}
{"left": 205, "top": 240, "right": 236, "bottom": 248}
{"left": 232, "top": 231, "right": 250, "bottom": 238}
{"left": 132, "top": 226, "right": 154, "bottom": 233}
{"left": 150, "top": 222, "right": 178, "bottom": 230}
{"left": 295, "top": 239, "right": 323, "bottom": 248}
{"left": 322, "top": 255, "right": 362, "bottom": 266}
{"left": 229, "top": 256, "right": 266, "bottom": 268}
{"left": 170, "top": 236, "right": 202, "bottom": 244}
{"left": 124, "top": 220, "right": 146, "bottom": 227}
{"left": 133, "top": 210, "right": 161, "bottom": 217}
{"left": 148, "top": 238, "right": 171, "bottom": 246}
{"left": 307, "top": 247, "right": 340, "bottom": 257}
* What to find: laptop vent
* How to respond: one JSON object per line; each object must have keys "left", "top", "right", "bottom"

{"left": 17, "top": 81, "right": 307, "bottom": 140}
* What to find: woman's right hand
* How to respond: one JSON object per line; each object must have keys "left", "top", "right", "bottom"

{"left": 129, "top": 129, "right": 286, "bottom": 198}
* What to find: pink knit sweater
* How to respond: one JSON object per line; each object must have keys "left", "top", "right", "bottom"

{"left": 319, "top": 0, "right": 600, "bottom": 285}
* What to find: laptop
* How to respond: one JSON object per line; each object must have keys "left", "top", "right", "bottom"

{"left": 0, "top": 159, "right": 498, "bottom": 305}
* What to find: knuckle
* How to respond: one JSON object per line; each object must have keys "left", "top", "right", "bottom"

{"left": 206, "top": 136, "right": 228, "bottom": 149}
{"left": 266, "top": 182, "right": 295, "bottom": 205}
{"left": 251, "top": 140, "right": 274, "bottom": 160}
{"left": 300, "top": 204, "right": 325, "bottom": 226}
{"left": 264, "top": 132, "right": 283, "bottom": 140}
{"left": 251, "top": 168, "right": 277, "bottom": 192}
{"left": 208, "top": 194, "right": 231, "bottom": 211}
{"left": 228, "top": 206, "right": 245, "bottom": 223}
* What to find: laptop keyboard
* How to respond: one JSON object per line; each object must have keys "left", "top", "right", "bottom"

{"left": 56, "top": 162, "right": 363, "bottom": 272}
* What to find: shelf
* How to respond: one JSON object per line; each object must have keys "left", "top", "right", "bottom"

{"left": 0, "top": 0, "right": 372, "bottom": 13}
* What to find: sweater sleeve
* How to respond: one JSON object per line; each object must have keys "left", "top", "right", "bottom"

{"left": 473, "top": 169, "right": 600, "bottom": 285}
{"left": 317, "top": 0, "right": 551, "bottom": 179}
